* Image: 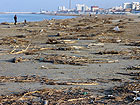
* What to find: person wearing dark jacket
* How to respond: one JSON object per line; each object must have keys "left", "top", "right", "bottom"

{"left": 14, "top": 15, "right": 17, "bottom": 25}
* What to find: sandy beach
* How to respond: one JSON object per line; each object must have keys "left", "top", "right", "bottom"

{"left": 0, "top": 14, "right": 140, "bottom": 104}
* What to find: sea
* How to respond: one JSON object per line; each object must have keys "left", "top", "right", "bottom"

{"left": 0, "top": 13, "right": 76, "bottom": 23}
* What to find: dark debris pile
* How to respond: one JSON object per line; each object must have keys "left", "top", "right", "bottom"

{"left": 38, "top": 54, "right": 119, "bottom": 66}
{"left": 106, "top": 82, "right": 140, "bottom": 104}
{"left": 0, "top": 75, "right": 52, "bottom": 83}
{"left": 125, "top": 65, "right": 140, "bottom": 70}
{"left": 0, "top": 88, "right": 96, "bottom": 105}
{"left": 1, "top": 82, "right": 140, "bottom": 105}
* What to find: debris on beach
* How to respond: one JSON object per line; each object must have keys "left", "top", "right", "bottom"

{"left": 56, "top": 46, "right": 85, "bottom": 51}
{"left": 123, "top": 56, "right": 140, "bottom": 60}
{"left": 125, "top": 65, "right": 140, "bottom": 70}
{"left": 94, "top": 50, "right": 121, "bottom": 55}
{"left": 0, "top": 75, "right": 51, "bottom": 83}
{"left": 38, "top": 54, "right": 89, "bottom": 66}
{"left": 11, "top": 57, "right": 29, "bottom": 63}
{"left": 0, "top": 22, "right": 10, "bottom": 25}
{"left": 125, "top": 41, "right": 140, "bottom": 46}
{"left": 46, "top": 38, "right": 77, "bottom": 44}
{"left": 0, "top": 82, "right": 140, "bottom": 105}
{"left": 117, "top": 72, "right": 140, "bottom": 77}
{"left": 105, "top": 82, "right": 140, "bottom": 104}
{"left": 10, "top": 45, "right": 53, "bottom": 55}
{"left": 87, "top": 43, "right": 104, "bottom": 48}
{"left": 0, "top": 14, "right": 140, "bottom": 105}
{"left": 113, "top": 26, "right": 120, "bottom": 32}
{"left": 38, "top": 54, "right": 119, "bottom": 66}
{"left": 0, "top": 87, "right": 97, "bottom": 105}
{"left": 93, "top": 47, "right": 136, "bottom": 55}
{"left": 0, "top": 36, "right": 29, "bottom": 45}
{"left": 97, "top": 38, "right": 122, "bottom": 43}
{"left": 0, "top": 75, "right": 98, "bottom": 86}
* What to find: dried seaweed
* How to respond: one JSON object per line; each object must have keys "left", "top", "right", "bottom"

{"left": 0, "top": 75, "right": 52, "bottom": 83}
{"left": 125, "top": 41, "right": 140, "bottom": 46}
{"left": 0, "top": 87, "right": 97, "bottom": 105}
{"left": 126, "top": 65, "right": 140, "bottom": 70}
{"left": 107, "top": 82, "right": 140, "bottom": 104}
{"left": 38, "top": 54, "right": 119, "bottom": 66}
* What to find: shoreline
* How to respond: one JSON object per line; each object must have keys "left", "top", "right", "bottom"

{"left": 1, "top": 11, "right": 140, "bottom": 16}
{"left": 0, "top": 12, "right": 82, "bottom": 17}
{"left": 0, "top": 13, "right": 77, "bottom": 23}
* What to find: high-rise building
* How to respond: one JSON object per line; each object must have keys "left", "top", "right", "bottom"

{"left": 123, "top": 3, "right": 132, "bottom": 9}
{"left": 82, "top": 5, "right": 90, "bottom": 12}
{"left": 132, "top": 2, "right": 140, "bottom": 10}
{"left": 58, "top": 6, "right": 66, "bottom": 11}
{"left": 123, "top": 2, "right": 140, "bottom": 11}
{"left": 76, "top": 4, "right": 85, "bottom": 11}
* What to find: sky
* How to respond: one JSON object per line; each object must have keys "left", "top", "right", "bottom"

{"left": 0, "top": 0, "right": 140, "bottom": 12}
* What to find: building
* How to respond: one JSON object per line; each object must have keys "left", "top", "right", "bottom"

{"left": 123, "top": 3, "right": 132, "bottom": 9}
{"left": 76, "top": 4, "right": 85, "bottom": 11}
{"left": 132, "top": 2, "right": 140, "bottom": 10}
{"left": 110, "top": 6, "right": 123, "bottom": 12}
{"left": 82, "top": 5, "right": 90, "bottom": 12}
{"left": 91, "top": 6, "right": 99, "bottom": 12}
{"left": 75, "top": 4, "right": 90, "bottom": 12}
{"left": 123, "top": 2, "right": 140, "bottom": 11}
{"left": 58, "top": 6, "right": 66, "bottom": 11}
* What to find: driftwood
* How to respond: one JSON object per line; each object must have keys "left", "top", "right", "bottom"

{"left": 39, "top": 54, "right": 119, "bottom": 66}
{"left": 0, "top": 75, "right": 51, "bottom": 83}
{"left": 126, "top": 65, "right": 140, "bottom": 70}
{"left": 123, "top": 56, "right": 140, "bottom": 60}
{"left": 98, "top": 38, "right": 122, "bottom": 43}
{"left": 46, "top": 38, "right": 77, "bottom": 44}
{"left": 87, "top": 43, "right": 104, "bottom": 48}
{"left": 67, "top": 95, "right": 95, "bottom": 102}
{"left": 10, "top": 44, "right": 31, "bottom": 54}
{"left": 95, "top": 51, "right": 120, "bottom": 55}
{"left": 0, "top": 87, "right": 99, "bottom": 104}
{"left": 11, "top": 57, "right": 29, "bottom": 63}
{"left": 125, "top": 41, "right": 140, "bottom": 46}
{"left": 46, "top": 82, "right": 98, "bottom": 86}
{"left": 0, "top": 37, "right": 29, "bottom": 45}
{"left": 57, "top": 46, "right": 85, "bottom": 51}
{"left": 0, "top": 75, "right": 98, "bottom": 86}
{"left": 10, "top": 45, "right": 53, "bottom": 55}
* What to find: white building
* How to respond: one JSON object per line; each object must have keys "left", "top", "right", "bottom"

{"left": 115, "top": 6, "right": 123, "bottom": 10}
{"left": 58, "top": 6, "right": 66, "bottom": 11}
{"left": 76, "top": 4, "right": 85, "bottom": 11}
{"left": 91, "top": 6, "right": 99, "bottom": 12}
{"left": 132, "top": 2, "right": 140, "bottom": 10}
{"left": 123, "top": 3, "right": 132, "bottom": 9}
{"left": 82, "top": 5, "right": 90, "bottom": 12}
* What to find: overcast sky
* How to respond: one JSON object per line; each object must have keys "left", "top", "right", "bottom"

{"left": 0, "top": 0, "right": 139, "bottom": 12}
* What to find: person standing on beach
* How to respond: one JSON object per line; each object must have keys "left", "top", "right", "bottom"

{"left": 14, "top": 15, "right": 17, "bottom": 25}
{"left": 24, "top": 19, "right": 27, "bottom": 25}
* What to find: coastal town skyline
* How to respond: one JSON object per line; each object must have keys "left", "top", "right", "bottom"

{"left": 0, "top": 0, "right": 140, "bottom": 12}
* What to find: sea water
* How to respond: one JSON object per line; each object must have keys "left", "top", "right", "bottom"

{"left": 0, "top": 13, "right": 75, "bottom": 23}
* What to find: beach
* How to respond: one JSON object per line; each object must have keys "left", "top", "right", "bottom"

{"left": 0, "top": 14, "right": 140, "bottom": 104}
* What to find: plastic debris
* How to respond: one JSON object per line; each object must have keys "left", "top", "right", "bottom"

{"left": 133, "top": 91, "right": 139, "bottom": 94}
{"left": 113, "top": 26, "right": 120, "bottom": 31}
{"left": 134, "top": 97, "right": 140, "bottom": 101}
